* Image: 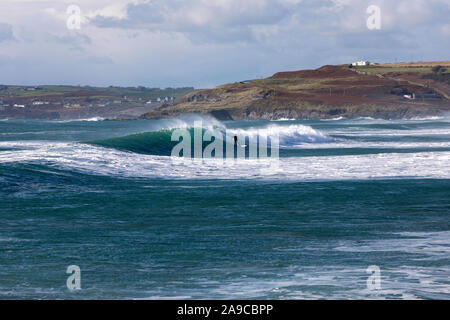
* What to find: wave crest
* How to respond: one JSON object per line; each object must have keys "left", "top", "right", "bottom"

{"left": 229, "top": 124, "right": 331, "bottom": 146}
{"left": 89, "top": 121, "right": 331, "bottom": 156}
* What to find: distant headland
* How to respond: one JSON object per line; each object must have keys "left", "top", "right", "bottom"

{"left": 1, "top": 61, "right": 449, "bottom": 121}
{"left": 140, "top": 61, "right": 450, "bottom": 121}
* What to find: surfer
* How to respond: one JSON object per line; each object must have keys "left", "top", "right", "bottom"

{"left": 234, "top": 135, "right": 246, "bottom": 148}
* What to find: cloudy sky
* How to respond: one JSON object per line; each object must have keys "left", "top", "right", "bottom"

{"left": 0, "top": 0, "right": 449, "bottom": 88}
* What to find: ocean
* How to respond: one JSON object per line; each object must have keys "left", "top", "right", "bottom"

{"left": 0, "top": 116, "right": 449, "bottom": 299}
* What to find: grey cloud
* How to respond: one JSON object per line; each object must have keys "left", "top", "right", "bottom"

{"left": 90, "top": 0, "right": 302, "bottom": 43}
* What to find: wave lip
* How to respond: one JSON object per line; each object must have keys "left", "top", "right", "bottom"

{"left": 229, "top": 124, "right": 331, "bottom": 145}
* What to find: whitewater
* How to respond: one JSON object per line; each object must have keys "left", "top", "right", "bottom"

{"left": 0, "top": 115, "right": 449, "bottom": 180}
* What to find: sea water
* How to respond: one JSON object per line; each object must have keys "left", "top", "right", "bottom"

{"left": 0, "top": 116, "right": 449, "bottom": 299}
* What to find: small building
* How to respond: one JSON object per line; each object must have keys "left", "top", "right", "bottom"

{"left": 13, "top": 104, "right": 25, "bottom": 108}
{"left": 352, "top": 61, "right": 371, "bottom": 67}
{"left": 24, "top": 86, "right": 43, "bottom": 91}
{"left": 32, "top": 101, "right": 49, "bottom": 105}
{"left": 64, "top": 103, "right": 81, "bottom": 108}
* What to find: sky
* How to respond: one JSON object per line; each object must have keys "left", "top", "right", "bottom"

{"left": 0, "top": 0, "right": 449, "bottom": 88}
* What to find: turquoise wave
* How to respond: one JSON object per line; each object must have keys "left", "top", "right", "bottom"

{"left": 89, "top": 129, "right": 178, "bottom": 156}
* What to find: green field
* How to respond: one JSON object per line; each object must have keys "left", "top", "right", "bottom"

{"left": 0, "top": 85, "right": 196, "bottom": 99}
{"left": 353, "top": 66, "right": 450, "bottom": 75}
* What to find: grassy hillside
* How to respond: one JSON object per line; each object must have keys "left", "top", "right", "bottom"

{"left": 140, "top": 63, "right": 450, "bottom": 120}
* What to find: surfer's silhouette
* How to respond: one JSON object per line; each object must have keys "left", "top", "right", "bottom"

{"left": 233, "top": 135, "right": 246, "bottom": 148}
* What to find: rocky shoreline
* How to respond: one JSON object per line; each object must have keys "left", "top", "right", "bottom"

{"left": 139, "top": 103, "right": 447, "bottom": 121}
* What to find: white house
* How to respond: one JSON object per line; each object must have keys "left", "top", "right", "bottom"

{"left": 13, "top": 104, "right": 25, "bottom": 108}
{"left": 32, "top": 101, "right": 49, "bottom": 105}
{"left": 352, "top": 61, "right": 371, "bottom": 66}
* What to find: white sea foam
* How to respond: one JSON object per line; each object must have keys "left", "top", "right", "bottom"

{"left": 320, "top": 116, "right": 346, "bottom": 121}
{"left": 172, "top": 264, "right": 450, "bottom": 299}
{"left": 71, "top": 117, "right": 105, "bottom": 122}
{"left": 330, "top": 128, "right": 450, "bottom": 137}
{"left": 409, "top": 116, "right": 444, "bottom": 121}
{"left": 151, "top": 114, "right": 226, "bottom": 131}
{"left": 274, "top": 118, "right": 297, "bottom": 121}
{"left": 1, "top": 141, "right": 450, "bottom": 181}
{"left": 285, "top": 141, "right": 450, "bottom": 149}
{"left": 321, "top": 116, "right": 450, "bottom": 126}
{"left": 334, "top": 231, "right": 450, "bottom": 261}
{"left": 228, "top": 124, "right": 332, "bottom": 145}
{"left": 337, "top": 115, "right": 450, "bottom": 124}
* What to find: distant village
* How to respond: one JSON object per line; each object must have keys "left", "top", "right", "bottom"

{"left": 0, "top": 87, "right": 176, "bottom": 111}
{"left": 0, "top": 85, "right": 195, "bottom": 119}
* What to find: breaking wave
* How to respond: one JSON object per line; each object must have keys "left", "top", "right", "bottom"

{"left": 89, "top": 120, "right": 332, "bottom": 156}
